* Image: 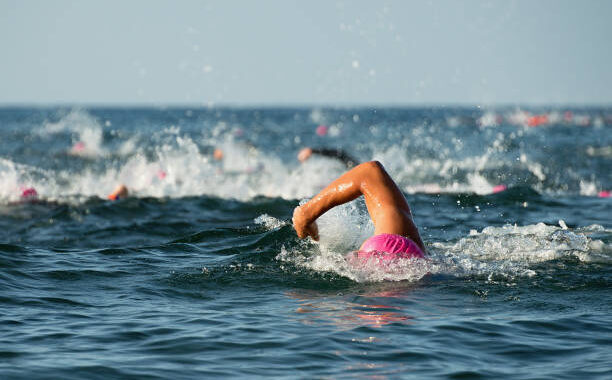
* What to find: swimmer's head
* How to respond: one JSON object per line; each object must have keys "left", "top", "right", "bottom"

{"left": 72, "top": 141, "right": 86, "bottom": 152}
{"left": 213, "top": 148, "right": 224, "bottom": 161}
{"left": 316, "top": 125, "right": 328, "bottom": 136}
{"left": 108, "top": 184, "right": 128, "bottom": 201}
{"left": 20, "top": 187, "right": 38, "bottom": 201}
{"left": 297, "top": 147, "right": 313, "bottom": 162}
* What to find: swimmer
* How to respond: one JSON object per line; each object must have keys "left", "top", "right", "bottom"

{"left": 70, "top": 141, "right": 86, "bottom": 155}
{"left": 20, "top": 186, "right": 38, "bottom": 201}
{"left": 107, "top": 167, "right": 168, "bottom": 200}
{"left": 292, "top": 161, "right": 426, "bottom": 261}
{"left": 297, "top": 147, "right": 358, "bottom": 169}
{"left": 316, "top": 125, "right": 328, "bottom": 136}
{"left": 108, "top": 184, "right": 128, "bottom": 200}
{"left": 213, "top": 148, "right": 224, "bottom": 161}
{"left": 9, "top": 186, "right": 40, "bottom": 204}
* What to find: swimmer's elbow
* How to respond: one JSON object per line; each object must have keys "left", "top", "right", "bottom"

{"left": 361, "top": 160, "right": 385, "bottom": 171}
{"left": 360, "top": 160, "right": 387, "bottom": 177}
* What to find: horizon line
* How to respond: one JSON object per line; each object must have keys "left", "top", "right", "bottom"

{"left": 1, "top": 101, "right": 611, "bottom": 109}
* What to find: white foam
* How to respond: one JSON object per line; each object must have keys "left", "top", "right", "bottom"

{"left": 432, "top": 222, "right": 611, "bottom": 271}
{"left": 1, "top": 108, "right": 607, "bottom": 202}
{"left": 274, "top": 217, "right": 611, "bottom": 283}
{"left": 0, "top": 158, "right": 60, "bottom": 203}
{"left": 0, "top": 158, "right": 25, "bottom": 202}
{"left": 579, "top": 180, "right": 599, "bottom": 196}
{"left": 370, "top": 138, "right": 514, "bottom": 195}
{"left": 38, "top": 109, "right": 107, "bottom": 157}
{"left": 254, "top": 214, "right": 288, "bottom": 230}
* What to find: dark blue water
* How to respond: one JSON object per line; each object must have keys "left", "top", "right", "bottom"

{"left": 1, "top": 107, "right": 611, "bottom": 379}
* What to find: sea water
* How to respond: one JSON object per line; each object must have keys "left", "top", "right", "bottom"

{"left": 0, "top": 107, "right": 610, "bottom": 378}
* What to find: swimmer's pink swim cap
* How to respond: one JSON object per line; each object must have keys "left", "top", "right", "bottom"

{"left": 357, "top": 234, "right": 425, "bottom": 261}
{"left": 73, "top": 141, "right": 85, "bottom": 151}
{"left": 492, "top": 184, "right": 507, "bottom": 193}
{"left": 598, "top": 190, "right": 610, "bottom": 198}
{"left": 20, "top": 187, "right": 38, "bottom": 199}
{"left": 316, "top": 125, "right": 328, "bottom": 136}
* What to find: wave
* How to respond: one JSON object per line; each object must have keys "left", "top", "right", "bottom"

{"left": 1, "top": 199, "right": 609, "bottom": 286}
{"left": 1, "top": 108, "right": 610, "bottom": 204}
{"left": 258, "top": 209, "right": 611, "bottom": 283}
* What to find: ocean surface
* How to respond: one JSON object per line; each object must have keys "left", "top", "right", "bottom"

{"left": 0, "top": 106, "right": 610, "bottom": 379}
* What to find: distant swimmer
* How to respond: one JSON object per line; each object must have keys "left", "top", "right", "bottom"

{"left": 71, "top": 141, "right": 86, "bottom": 154}
{"left": 12, "top": 186, "right": 39, "bottom": 203}
{"left": 20, "top": 186, "right": 38, "bottom": 200}
{"left": 527, "top": 114, "right": 549, "bottom": 128}
{"left": 297, "top": 147, "right": 358, "bottom": 169}
{"left": 213, "top": 148, "right": 224, "bottom": 161}
{"left": 292, "top": 161, "right": 426, "bottom": 262}
{"left": 108, "top": 184, "right": 128, "bottom": 200}
{"left": 316, "top": 125, "right": 329, "bottom": 136}
{"left": 106, "top": 168, "right": 168, "bottom": 200}
{"left": 492, "top": 184, "right": 507, "bottom": 193}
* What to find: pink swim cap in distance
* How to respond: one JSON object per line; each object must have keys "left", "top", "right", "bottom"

{"left": 357, "top": 233, "right": 425, "bottom": 261}
{"left": 20, "top": 187, "right": 38, "bottom": 199}
{"left": 316, "top": 125, "right": 328, "bottom": 136}
{"left": 73, "top": 141, "right": 85, "bottom": 151}
{"left": 492, "top": 184, "right": 507, "bottom": 194}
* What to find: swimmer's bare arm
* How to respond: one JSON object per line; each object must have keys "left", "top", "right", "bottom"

{"left": 292, "top": 161, "right": 425, "bottom": 252}
{"left": 298, "top": 147, "right": 357, "bottom": 168}
{"left": 108, "top": 184, "right": 129, "bottom": 200}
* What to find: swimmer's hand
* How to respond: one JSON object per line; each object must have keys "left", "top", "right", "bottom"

{"left": 292, "top": 206, "right": 319, "bottom": 241}
{"left": 297, "top": 147, "right": 313, "bottom": 162}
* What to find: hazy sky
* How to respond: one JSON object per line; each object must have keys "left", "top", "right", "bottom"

{"left": 1, "top": 0, "right": 611, "bottom": 105}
